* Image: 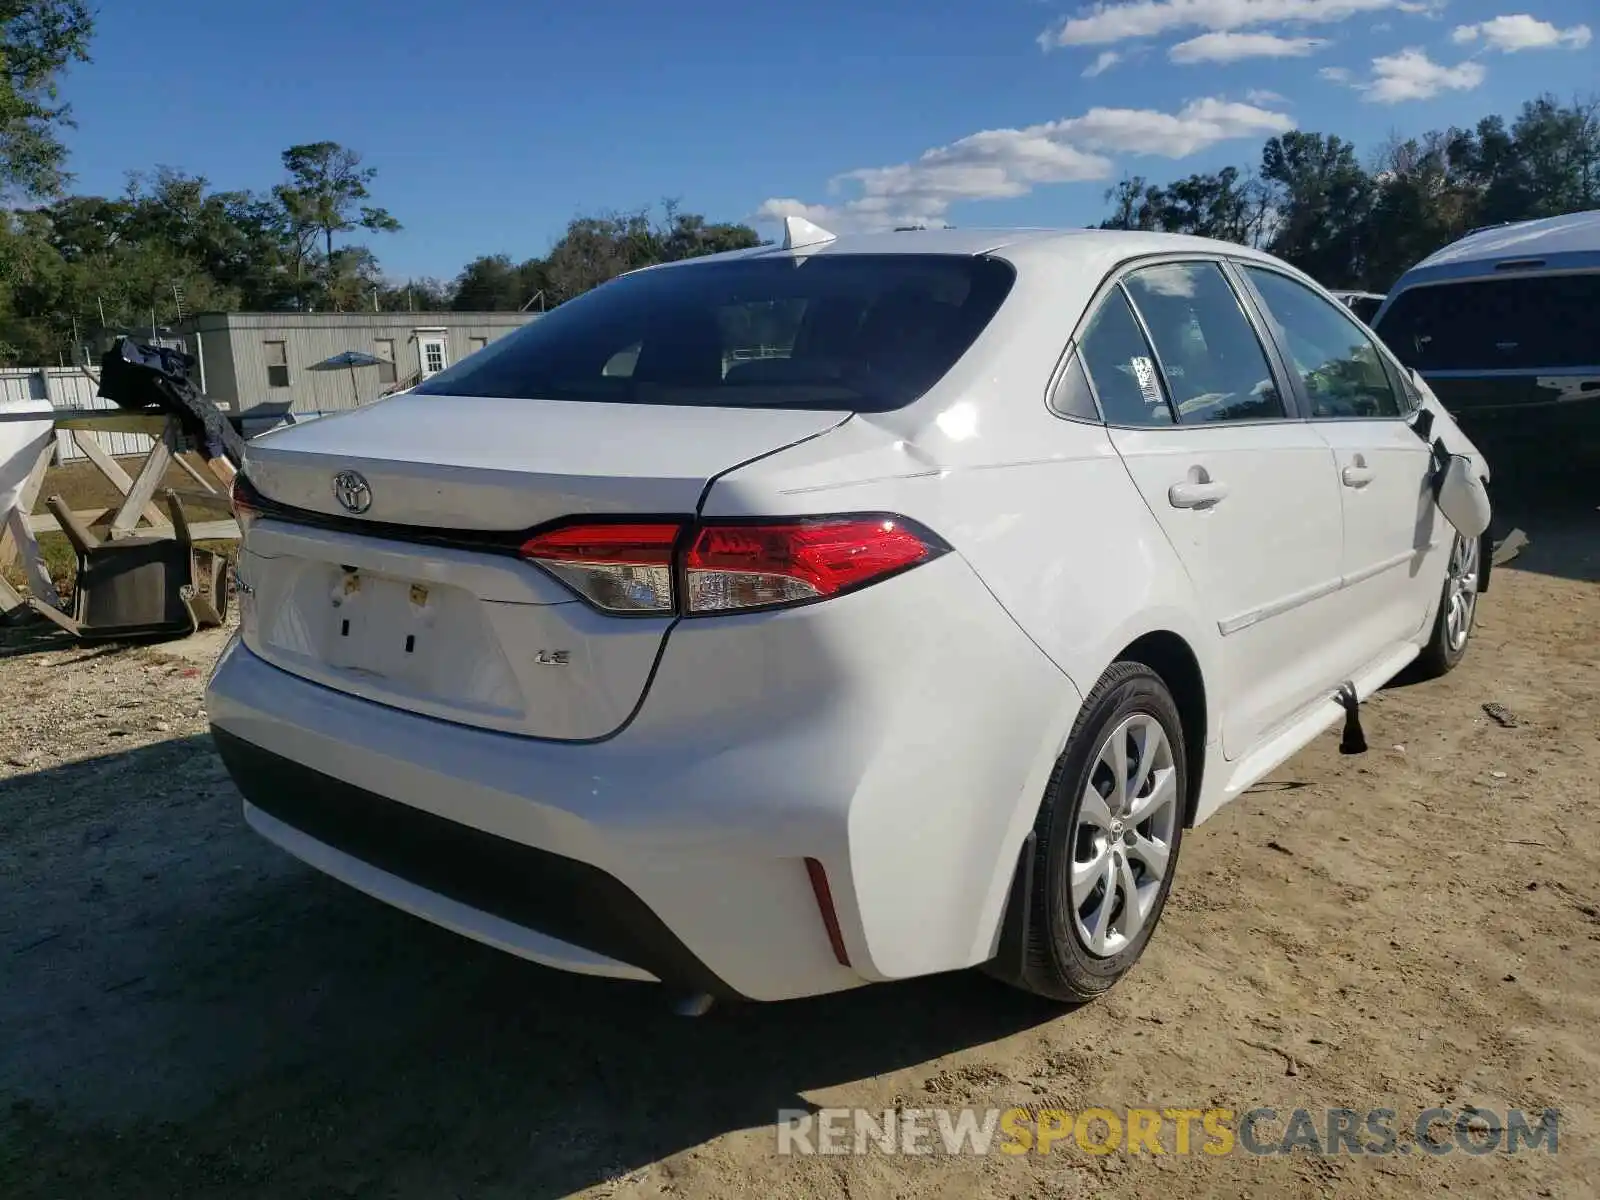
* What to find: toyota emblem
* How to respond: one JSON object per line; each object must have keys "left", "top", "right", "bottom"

{"left": 332, "top": 470, "right": 372, "bottom": 514}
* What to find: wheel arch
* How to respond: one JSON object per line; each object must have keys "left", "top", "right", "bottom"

{"left": 1113, "top": 629, "right": 1208, "bottom": 829}
{"left": 984, "top": 625, "right": 1212, "bottom": 989}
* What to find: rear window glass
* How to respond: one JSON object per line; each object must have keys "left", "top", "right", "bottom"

{"left": 1376, "top": 273, "right": 1600, "bottom": 371}
{"left": 413, "top": 253, "right": 1016, "bottom": 412}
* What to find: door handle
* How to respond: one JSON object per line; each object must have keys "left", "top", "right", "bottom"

{"left": 1168, "top": 480, "right": 1229, "bottom": 509}
{"left": 1341, "top": 465, "right": 1375, "bottom": 488}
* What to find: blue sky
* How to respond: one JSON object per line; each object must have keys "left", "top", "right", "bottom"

{"left": 60, "top": 1, "right": 1597, "bottom": 281}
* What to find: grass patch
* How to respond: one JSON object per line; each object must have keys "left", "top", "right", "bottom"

{"left": 31, "top": 457, "right": 233, "bottom": 519}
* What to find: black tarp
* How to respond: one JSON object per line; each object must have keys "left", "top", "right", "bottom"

{"left": 96, "top": 337, "right": 245, "bottom": 465}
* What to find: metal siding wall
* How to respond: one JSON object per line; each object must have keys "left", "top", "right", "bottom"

{"left": 231, "top": 325, "right": 274, "bottom": 412}
{"left": 0, "top": 314, "right": 537, "bottom": 464}
{"left": 445, "top": 320, "right": 522, "bottom": 368}
{"left": 211, "top": 313, "right": 537, "bottom": 416}
{"left": 0, "top": 367, "right": 157, "bottom": 462}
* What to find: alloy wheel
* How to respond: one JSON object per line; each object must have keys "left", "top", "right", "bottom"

{"left": 1445, "top": 532, "right": 1480, "bottom": 653}
{"left": 1071, "top": 713, "right": 1180, "bottom": 958}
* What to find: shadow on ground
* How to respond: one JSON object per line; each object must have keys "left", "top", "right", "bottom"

{"left": 0, "top": 619, "right": 77, "bottom": 661}
{"left": 1, "top": 737, "right": 1063, "bottom": 1198}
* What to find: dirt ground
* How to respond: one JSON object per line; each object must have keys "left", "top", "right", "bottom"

{"left": 1, "top": 430, "right": 1596, "bottom": 1198}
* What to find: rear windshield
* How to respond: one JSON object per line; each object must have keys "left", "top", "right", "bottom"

{"left": 412, "top": 253, "right": 1016, "bottom": 412}
{"left": 1376, "top": 272, "right": 1600, "bottom": 371}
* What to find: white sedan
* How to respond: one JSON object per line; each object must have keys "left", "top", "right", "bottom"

{"left": 208, "top": 220, "right": 1491, "bottom": 1007}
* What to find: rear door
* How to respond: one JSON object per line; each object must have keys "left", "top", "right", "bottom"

{"left": 1092, "top": 259, "right": 1347, "bottom": 758}
{"left": 1239, "top": 265, "right": 1441, "bottom": 662}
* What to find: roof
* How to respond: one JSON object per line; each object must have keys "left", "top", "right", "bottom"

{"left": 1392, "top": 208, "right": 1600, "bottom": 289}
{"left": 643, "top": 225, "right": 1292, "bottom": 271}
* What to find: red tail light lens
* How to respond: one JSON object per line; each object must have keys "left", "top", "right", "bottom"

{"left": 520, "top": 515, "right": 942, "bottom": 615}
{"left": 229, "top": 473, "right": 261, "bottom": 533}
{"left": 684, "top": 518, "right": 935, "bottom": 613}
{"left": 519, "top": 522, "right": 679, "bottom": 613}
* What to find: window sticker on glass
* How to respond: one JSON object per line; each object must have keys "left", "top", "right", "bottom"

{"left": 1132, "top": 356, "right": 1164, "bottom": 407}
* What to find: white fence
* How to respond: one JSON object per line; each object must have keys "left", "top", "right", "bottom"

{"left": 0, "top": 367, "right": 157, "bottom": 462}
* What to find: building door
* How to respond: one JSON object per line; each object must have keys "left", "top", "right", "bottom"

{"left": 374, "top": 339, "right": 397, "bottom": 387}
{"left": 418, "top": 335, "right": 448, "bottom": 380}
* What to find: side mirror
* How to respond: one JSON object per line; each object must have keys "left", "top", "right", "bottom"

{"left": 1434, "top": 449, "right": 1491, "bottom": 539}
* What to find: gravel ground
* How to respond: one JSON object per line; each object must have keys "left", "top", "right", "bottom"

{"left": 1, "top": 435, "right": 1596, "bottom": 1199}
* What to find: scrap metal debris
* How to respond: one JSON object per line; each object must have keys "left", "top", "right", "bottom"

{"left": 1483, "top": 702, "right": 1520, "bottom": 728}
{"left": 1491, "top": 528, "right": 1530, "bottom": 567}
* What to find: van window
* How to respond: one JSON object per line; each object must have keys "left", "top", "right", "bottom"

{"left": 1376, "top": 274, "right": 1600, "bottom": 372}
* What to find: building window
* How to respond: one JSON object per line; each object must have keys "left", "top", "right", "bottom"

{"left": 424, "top": 341, "right": 446, "bottom": 375}
{"left": 374, "top": 338, "right": 397, "bottom": 385}
{"left": 469, "top": 336, "right": 488, "bottom": 355}
{"left": 264, "top": 340, "right": 290, "bottom": 388}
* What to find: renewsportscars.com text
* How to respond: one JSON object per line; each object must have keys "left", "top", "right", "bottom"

{"left": 775, "top": 1105, "right": 1559, "bottom": 1157}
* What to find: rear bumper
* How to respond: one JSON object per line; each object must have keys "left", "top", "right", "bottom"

{"left": 214, "top": 727, "right": 731, "bottom": 994}
{"left": 205, "top": 552, "right": 1081, "bottom": 1001}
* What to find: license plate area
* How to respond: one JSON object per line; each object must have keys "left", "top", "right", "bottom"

{"left": 323, "top": 567, "right": 455, "bottom": 685}
{"left": 239, "top": 540, "right": 673, "bottom": 738}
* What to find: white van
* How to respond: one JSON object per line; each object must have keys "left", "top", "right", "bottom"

{"left": 1372, "top": 210, "right": 1600, "bottom": 427}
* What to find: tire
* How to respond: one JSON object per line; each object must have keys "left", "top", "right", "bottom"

{"left": 1011, "top": 662, "right": 1187, "bottom": 1003}
{"left": 1412, "top": 528, "right": 1485, "bottom": 681}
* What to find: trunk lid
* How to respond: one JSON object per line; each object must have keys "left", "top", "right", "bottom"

{"left": 236, "top": 393, "right": 848, "bottom": 739}
{"left": 245, "top": 392, "right": 847, "bottom": 529}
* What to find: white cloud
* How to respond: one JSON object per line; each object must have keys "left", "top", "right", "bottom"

{"left": 1246, "top": 88, "right": 1286, "bottom": 103}
{"left": 1053, "top": 97, "right": 1295, "bottom": 154}
{"left": 1319, "top": 65, "right": 1353, "bottom": 81}
{"left": 1041, "top": 0, "right": 1426, "bottom": 48}
{"left": 1169, "top": 31, "right": 1328, "bottom": 62}
{"left": 1358, "top": 47, "right": 1487, "bottom": 103}
{"left": 1083, "top": 50, "right": 1123, "bottom": 76}
{"left": 755, "top": 98, "right": 1292, "bottom": 232}
{"left": 1451, "top": 14, "right": 1592, "bottom": 52}
{"left": 755, "top": 199, "right": 844, "bottom": 226}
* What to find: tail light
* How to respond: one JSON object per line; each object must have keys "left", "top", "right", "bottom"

{"left": 519, "top": 515, "right": 943, "bottom": 616}
{"left": 519, "top": 522, "right": 678, "bottom": 613}
{"left": 229, "top": 473, "right": 261, "bottom": 535}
